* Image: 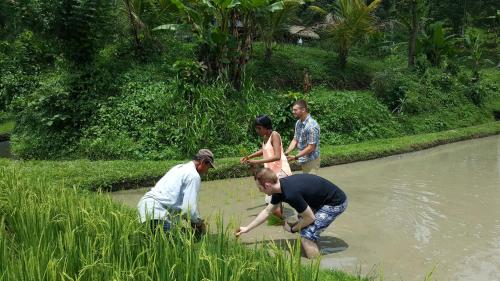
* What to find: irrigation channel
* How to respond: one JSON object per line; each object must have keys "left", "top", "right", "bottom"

{"left": 0, "top": 141, "right": 11, "bottom": 158}
{"left": 110, "top": 135, "right": 500, "bottom": 281}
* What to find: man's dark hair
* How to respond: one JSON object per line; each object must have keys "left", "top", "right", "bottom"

{"left": 254, "top": 115, "right": 273, "bottom": 130}
{"left": 293, "top": 99, "right": 308, "bottom": 112}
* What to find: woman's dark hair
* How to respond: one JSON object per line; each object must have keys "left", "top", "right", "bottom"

{"left": 254, "top": 115, "right": 273, "bottom": 130}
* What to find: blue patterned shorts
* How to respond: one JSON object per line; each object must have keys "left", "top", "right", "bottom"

{"left": 300, "top": 200, "right": 348, "bottom": 242}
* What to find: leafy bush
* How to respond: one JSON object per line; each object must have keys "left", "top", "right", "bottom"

{"left": 77, "top": 77, "right": 286, "bottom": 160}
{"left": 371, "top": 68, "right": 418, "bottom": 113}
{"left": 247, "top": 43, "right": 374, "bottom": 90}
{"left": 0, "top": 31, "right": 55, "bottom": 110}
{"left": 400, "top": 105, "right": 493, "bottom": 134}
{"left": 371, "top": 66, "right": 486, "bottom": 115}
{"left": 310, "top": 88, "right": 401, "bottom": 144}
{"left": 9, "top": 69, "right": 79, "bottom": 158}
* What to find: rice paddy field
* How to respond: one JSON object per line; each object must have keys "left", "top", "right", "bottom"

{"left": 0, "top": 122, "right": 499, "bottom": 280}
{"left": 0, "top": 166, "right": 365, "bottom": 281}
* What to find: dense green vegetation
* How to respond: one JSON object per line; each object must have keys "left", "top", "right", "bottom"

{"left": 0, "top": 0, "right": 498, "bottom": 160}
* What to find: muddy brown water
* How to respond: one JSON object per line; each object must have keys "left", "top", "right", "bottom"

{"left": 109, "top": 135, "right": 500, "bottom": 281}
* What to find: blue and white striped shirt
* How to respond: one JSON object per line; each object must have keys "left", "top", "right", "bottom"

{"left": 294, "top": 115, "right": 320, "bottom": 164}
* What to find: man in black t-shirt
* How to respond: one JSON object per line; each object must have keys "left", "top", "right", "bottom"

{"left": 235, "top": 168, "right": 348, "bottom": 258}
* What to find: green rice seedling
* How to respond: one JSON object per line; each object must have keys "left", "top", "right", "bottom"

{"left": 267, "top": 214, "right": 285, "bottom": 226}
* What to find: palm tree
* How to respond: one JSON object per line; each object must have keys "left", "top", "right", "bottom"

{"left": 416, "top": 21, "right": 454, "bottom": 67}
{"left": 324, "top": 0, "right": 381, "bottom": 68}
{"left": 122, "top": 0, "right": 148, "bottom": 55}
{"left": 394, "top": 0, "right": 428, "bottom": 68}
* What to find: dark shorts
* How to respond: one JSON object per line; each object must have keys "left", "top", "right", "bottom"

{"left": 300, "top": 200, "right": 348, "bottom": 242}
{"left": 148, "top": 219, "right": 171, "bottom": 232}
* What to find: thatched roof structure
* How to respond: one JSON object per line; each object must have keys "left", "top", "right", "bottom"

{"left": 288, "top": 25, "right": 320, "bottom": 39}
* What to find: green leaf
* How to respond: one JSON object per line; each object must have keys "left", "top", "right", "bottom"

{"left": 211, "top": 30, "right": 228, "bottom": 44}
{"left": 267, "top": 1, "right": 284, "bottom": 12}
{"left": 152, "top": 24, "right": 185, "bottom": 31}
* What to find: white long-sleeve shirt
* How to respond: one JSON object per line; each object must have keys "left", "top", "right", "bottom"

{"left": 137, "top": 161, "right": 201, "bottom": 223}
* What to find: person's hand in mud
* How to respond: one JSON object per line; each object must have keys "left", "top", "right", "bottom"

{"left": 235, "top": 226, "right": 249, "bottom": 238}
{"left": 287, "top": 155, "right": 297, "bottom": 162}
{"left": 191, "top": 220, "right": 207, "bottom": 235}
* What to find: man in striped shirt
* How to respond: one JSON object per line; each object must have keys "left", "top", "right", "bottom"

{"left": 285, "top": 99, "right": 321, "bottom": 174}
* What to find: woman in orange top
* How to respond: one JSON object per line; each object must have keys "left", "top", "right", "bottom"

{"left": 241, "top": 115, "right": 292, "bottom": 217}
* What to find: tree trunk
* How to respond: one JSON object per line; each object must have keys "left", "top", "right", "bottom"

{"left": 338, "top": 46, "right": 348, "bottom": 69}
{"left": 264, "top": 45, "right": 272, "bottom": 64}
{"left": 233, "top": 28, "right": 253, "bottom": 90}
{"left": 408, "top": 0, "right": 418, "bottom": 68}
{"left": 124, "top": 0, "right": 141, "bottom": 56}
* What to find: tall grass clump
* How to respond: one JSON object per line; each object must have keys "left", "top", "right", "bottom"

{"left": 0, "top": 167, "right": 364, "bottom": 281}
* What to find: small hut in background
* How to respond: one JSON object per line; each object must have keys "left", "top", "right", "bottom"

{"left": 287, "top": 25, "right": 320, "bottom": 44}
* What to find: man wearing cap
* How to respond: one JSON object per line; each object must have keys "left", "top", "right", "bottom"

{"left": 137, "top": 149, "right": 215, "bottom": 232}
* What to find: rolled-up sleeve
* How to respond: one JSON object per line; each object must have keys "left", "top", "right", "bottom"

{"left": 181, "top": 175, "right": 202, "bottom": 223}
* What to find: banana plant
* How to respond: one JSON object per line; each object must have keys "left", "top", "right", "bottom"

{"left": 258, "top": 0, "right": 303, "bottom": 63}
{"left": 154, "top": 0, "right": 286, "bottom": 88}
{"left": 463, "top": 31, "right": 494, "bottom": 82}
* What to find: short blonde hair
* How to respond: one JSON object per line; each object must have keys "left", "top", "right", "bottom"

{"left": 254, "top": 168, "right": 278, "bottom": 186}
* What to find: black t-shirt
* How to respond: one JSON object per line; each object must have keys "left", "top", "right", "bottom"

{"left": 270, "top": 174, "right": 346, "bottom": 213}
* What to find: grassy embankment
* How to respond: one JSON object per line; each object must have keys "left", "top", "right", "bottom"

{"left": 1, "top": 121, "right": 499, "bottom": 191}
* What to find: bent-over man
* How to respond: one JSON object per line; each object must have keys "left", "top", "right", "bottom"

{"left": 235, "top": 168, "right": 347, "bottom": 258}
{"left": 137, "top": 149, "right": 215, "bottom": 233}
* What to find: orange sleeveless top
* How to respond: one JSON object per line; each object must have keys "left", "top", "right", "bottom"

{"left": 262, "top": 131, "right": 292, "bottom": 178}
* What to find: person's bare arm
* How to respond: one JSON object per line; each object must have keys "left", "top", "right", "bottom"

{"left": 284, "top": 206, "right": 315, "bottom": 233}
{"left": 235, "top": 203, "right": 278, "bottom": 237}
{"left": 240, "top": 149, "right": 263, "bottom": 164}
{"left": 288, "top": 143, "right": 316, "bottom": 162}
